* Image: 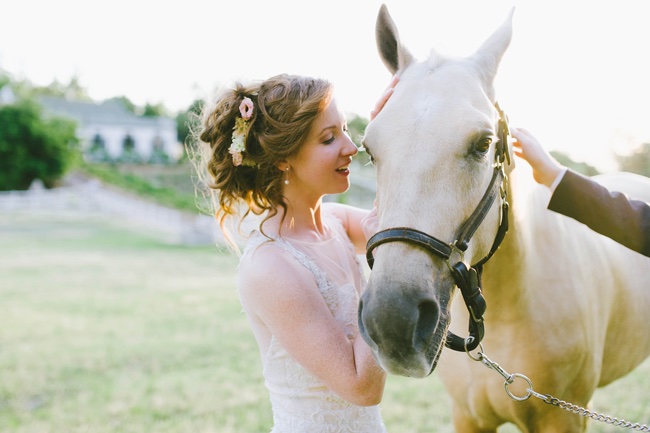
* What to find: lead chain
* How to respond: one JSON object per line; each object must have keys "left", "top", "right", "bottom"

{"left": 465, "top": 342, "right": 650, "bottom": 431}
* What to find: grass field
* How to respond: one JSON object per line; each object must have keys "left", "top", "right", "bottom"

{"left": 1, "top": 213, "right": 649, "bottom": 432}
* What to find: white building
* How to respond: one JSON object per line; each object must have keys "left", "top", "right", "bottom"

{"left": 38, "top": 96, "right": 182, "bottom": 163}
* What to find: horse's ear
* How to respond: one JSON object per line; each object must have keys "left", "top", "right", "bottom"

{"left": 471, "top": 8, "right": 514, "bottom": 100}
{"left": 376, "top": 4, "right": 414, "bottom": 74}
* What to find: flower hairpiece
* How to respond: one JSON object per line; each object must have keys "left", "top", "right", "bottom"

{"left": 229, "top": 97, "right": 254, "bottom": 166}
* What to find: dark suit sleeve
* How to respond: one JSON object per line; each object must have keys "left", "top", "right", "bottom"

{"left": 548, "top": 170, "right": 650, "bottom": 258}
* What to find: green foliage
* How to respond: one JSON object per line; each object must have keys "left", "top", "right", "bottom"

{"left": 80, "top": 162, "right": 198, "bottom": 213}
{"left": 618, "top": 142, "right": 650, "bottom": 177}
{"left": 0, "top": 99, "right": 79, "bottom": 190}
{"left": 148, "top": 146, "right": 171, "bottom": 165}
{"left": 142, "top": 102, "right": 167, "bottom": 117}
{"left": 175, "top": 99, "right": 203, "bottom": 155}
{"left": 31, "top": 75, "right": 91, "bottom": 101}
{"left": 347, "top": 113, "right": 369, "bottom": 147}
{"left": 108, "top": 95, "right": 137, "bottom": 113}
{"left": 0, "top": 71, "right": 10, "bottom": 88}
{"left": 550, "top": 151, "right": 600, "bottom": 176}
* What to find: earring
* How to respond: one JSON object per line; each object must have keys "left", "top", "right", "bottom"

{"left": 284, "top": 167, "right": 290, "bottom": 185}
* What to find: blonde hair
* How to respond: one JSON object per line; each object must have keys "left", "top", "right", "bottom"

{"left": 193, "top": 74, "right": 333, "bottom": 247}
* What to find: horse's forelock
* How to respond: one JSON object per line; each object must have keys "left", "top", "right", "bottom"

{"left": 425, "top": 50, "right": 445, "bottom": 72}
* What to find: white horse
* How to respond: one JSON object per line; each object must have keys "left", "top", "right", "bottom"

{"left": 359, "top": 6, "right": 650, "bottom": 432}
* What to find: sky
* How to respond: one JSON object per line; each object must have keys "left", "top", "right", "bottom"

{"left": 2, "top": 0, "right": 650, "bottom": 172}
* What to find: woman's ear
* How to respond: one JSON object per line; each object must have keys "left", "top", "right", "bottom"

{"left": 277, "top": 162, "right": 291, "bottom": 185}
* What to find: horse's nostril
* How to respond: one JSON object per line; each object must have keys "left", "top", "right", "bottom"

{"left": 358, "top": 297, "right": 369, "bottom": 338}
{"left": 357, "top": 297, "right": 380, "bottom": 352}
{"left": 414, "top": 300, "right": 440, "bottom": 351}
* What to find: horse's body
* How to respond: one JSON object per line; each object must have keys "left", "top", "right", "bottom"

{"left": 438, "top": 168, "right": 650, "bottom": 431}
{"left": 359, "top": 6, "right": 650, "bottom": 432}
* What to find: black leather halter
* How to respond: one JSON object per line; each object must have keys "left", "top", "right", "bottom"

{"left": 365, "top": 103, "right": 511, "bottom": 352}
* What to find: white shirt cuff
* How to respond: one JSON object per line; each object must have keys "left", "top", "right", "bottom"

{"left": 548, "top": 167, "right": 568, "bottom": 194}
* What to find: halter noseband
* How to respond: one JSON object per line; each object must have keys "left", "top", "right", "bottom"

{"left": 365, "top": 103, "right": 511, "bottom": 352}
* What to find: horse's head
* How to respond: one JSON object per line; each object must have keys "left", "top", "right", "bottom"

{"left": 359, "top": 5, "right": 514, "bottom": 377}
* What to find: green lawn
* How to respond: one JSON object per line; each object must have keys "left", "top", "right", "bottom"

{"left": 1, "top": 214, "right": 648, "bottom": 432}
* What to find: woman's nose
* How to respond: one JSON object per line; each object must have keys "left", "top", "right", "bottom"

{"left": 343, "top": 134, "right": 358, "bottom": 156}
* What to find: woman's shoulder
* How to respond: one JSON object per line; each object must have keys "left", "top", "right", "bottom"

{"left": 323, "top": 202, "right": 345, "bottom": 221}
{"left": 238, "top": 238, "right": 322, "bottom": 318}
{"left": 240, "top": 236, "right": 299, "bottom": 275}
{"left": 323, "top": 202, "right": 350, "bottom": 234}
{"left": 239, "top": 237, "right": 316, "bottom": 293}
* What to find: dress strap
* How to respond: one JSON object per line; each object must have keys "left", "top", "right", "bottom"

{"left": 323, "top": 210, "right": 368, "bottom": 287}
{"left": 243, "top": 231, "right": 331, "bottom": 292}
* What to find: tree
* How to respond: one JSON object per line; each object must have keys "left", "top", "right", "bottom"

{"left": 617, "top": 142, "right": 650, "bottom": 177}
{"left": 0, "top": 99, "right": 79, "bottom": 190}
{"left": 142, "top": 102, "right": 167, "bottom": 117}
{"left": 108, "top": 95, "right": 137, "bottom": 113}
{"left": 550, "top": 151, "right": 600, "bottom": 177}
{"left": 176, "top": 99, "right": 203, "bottom": 146}
{"left": 347, "top": 114, "right": 368, "bottom": 147}
{"left": 0, "top": 71, "right": 10, "bottom": 88}
{"left": 33, "top": 75, "right": 91, "bottom": 101}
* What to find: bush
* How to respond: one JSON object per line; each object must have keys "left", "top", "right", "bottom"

{"left": 0, "top": 99, "right": 79, "bottom": 190}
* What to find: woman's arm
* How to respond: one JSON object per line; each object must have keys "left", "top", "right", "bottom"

{"left": 326, "top": 203, "right": 377, "bottom": 255}
{"left": 238, "top": 246, "right": 386, "bottom": 406}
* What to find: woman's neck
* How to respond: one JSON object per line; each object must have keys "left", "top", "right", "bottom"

{"left": 268, "top": 198, "right": 330, "bottom": 241}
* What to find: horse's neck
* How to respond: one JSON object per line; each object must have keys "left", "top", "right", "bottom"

{"left": 480, "top": 169, "right": 532, "bottom": 312}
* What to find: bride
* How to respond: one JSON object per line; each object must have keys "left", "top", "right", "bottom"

{"left": 196, "top": 73, "right": 398, "bottom": 432}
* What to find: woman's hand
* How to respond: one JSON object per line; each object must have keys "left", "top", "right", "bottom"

{"left": 361, "top": 201, "right": 379, "bottom": 242}
{"left": 370, "top": 75, "right": 399, "bottom": 120}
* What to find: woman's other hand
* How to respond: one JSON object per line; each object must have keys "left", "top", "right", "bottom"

{"left": 361, "top": 201, "right": 379, "bottom": 242}
{"left": 370, "top": 75, "right": 399, "bottom": 121}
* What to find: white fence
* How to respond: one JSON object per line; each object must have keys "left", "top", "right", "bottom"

{"left": 0, "top": 180, "right": 223, "bottom": 245}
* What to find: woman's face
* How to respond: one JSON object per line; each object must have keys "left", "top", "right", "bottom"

{"left": 287, "top": 98, "right": 358, "bottom": 199}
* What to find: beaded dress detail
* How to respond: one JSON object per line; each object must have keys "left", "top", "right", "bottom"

{"left": 241, "top": 214, "right": 386, "bottom": 433}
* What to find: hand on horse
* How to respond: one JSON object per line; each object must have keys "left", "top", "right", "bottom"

{"left": 511, "top": 127, "right": 565, "bottom": 189}
{"left": 370, "top": 75, "right": 400, "bottom": 120}
{"left": 361, "top": 200, "right": 379, "bottom": 243}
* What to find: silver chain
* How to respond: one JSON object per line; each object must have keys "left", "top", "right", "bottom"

{"left": 465, "top": 342, "right": 650, "bottom": 431}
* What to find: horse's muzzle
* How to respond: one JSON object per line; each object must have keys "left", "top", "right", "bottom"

{"left": 358, "top": 281, "right": 444, "bottom": 377}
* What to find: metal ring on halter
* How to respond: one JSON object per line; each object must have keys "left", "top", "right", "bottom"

{"left": 450, "top": 241, "right": 466, "bottom": 261}
{"left": 504, "top": 373, "right": 533, "bottom": 401}
{"left": 444, "top": 242, "right": 466, "bottom": 273}
{"left": 464, "top": 338, "right": 483, "bottom": 361}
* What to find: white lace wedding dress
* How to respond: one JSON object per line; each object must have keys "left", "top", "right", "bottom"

{"left": 241, "top": 214, "right": 386, "bottom": 433}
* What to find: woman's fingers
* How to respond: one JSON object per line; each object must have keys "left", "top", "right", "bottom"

{"left": 370, "top": 75, "right": 400, "bottom": 120}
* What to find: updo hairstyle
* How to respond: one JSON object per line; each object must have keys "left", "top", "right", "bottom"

{"left": 197, "top": 74, "right": 333, "bottom": 240}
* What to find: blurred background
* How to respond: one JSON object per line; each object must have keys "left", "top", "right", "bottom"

{"left": 3, "top": 0, "right": 650, "bottom": 173}
{"left": 2, "top": 0, "right": 650, "bottom": 432}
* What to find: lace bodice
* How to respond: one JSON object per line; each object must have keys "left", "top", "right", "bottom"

{"left": 241, "top": 214, "right": 386, "bottom": 433}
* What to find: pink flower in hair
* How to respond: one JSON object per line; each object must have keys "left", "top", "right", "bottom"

{"left": 231, "top": 151, "right": 243, "bottom": 166}
{"left": 239, "top": 97, "right": 254, "bottom": 120}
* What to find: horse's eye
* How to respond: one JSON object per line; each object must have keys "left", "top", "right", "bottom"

{"left": 474, "top": 136, "right": 493, "bottom": 154}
